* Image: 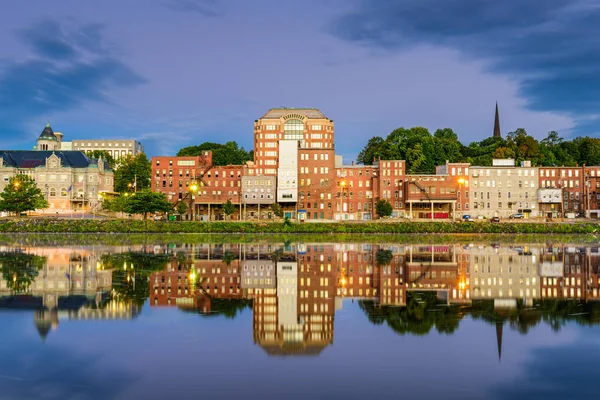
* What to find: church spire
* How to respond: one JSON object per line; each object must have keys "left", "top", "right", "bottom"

{"left": 496, "top": 320, "right": 503, "bottom": 361}
{"left": 493, "top": 102, "right": 501, "bottom": 138}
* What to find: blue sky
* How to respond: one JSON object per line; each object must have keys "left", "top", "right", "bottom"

{"left": 0, "top": 0, "right": 596, "bottom": 161}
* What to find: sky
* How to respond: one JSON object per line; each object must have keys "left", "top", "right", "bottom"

{"left": 0, "top": 0, "right": 598, "bottom": 162}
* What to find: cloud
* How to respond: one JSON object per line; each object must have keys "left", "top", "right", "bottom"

{"left": 489, "top": 339, "right": 599, "bottom": 399}
{"left": 330, "top": 0, "right": 600, "bottom": 134}
{"left": 0, "top": 19, "right": 146, "bottom": 141}
{"left": 166, "top": 0, "right": 222, "bottom": 17}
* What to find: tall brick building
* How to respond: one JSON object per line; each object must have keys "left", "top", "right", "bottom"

{"left": 254, "top": 108, "right": 336, "bottom": 220}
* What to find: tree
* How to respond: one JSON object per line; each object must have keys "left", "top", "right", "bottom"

{"left": 222, "top": 199, "right": 236, "bottom": 219}
{"left": 177, "top": 141, "right": 253, "bottom": 166}
{"left": 376, "top": 249, "right": 393, "bottom": 266}
{"left": 433, "top": 128, "right": 462, "bottom": 166}
{"left": 271, "top": 203, "right": 284, "bottom": 218}
{"left": 357, "top": 136, "right": 386, "bottom": 164}
{"left": 101, "top": 195, "right": 130, "bottom": 214}
{"left": 0, "top": 175, "right": 48, "bottom": 215}
{"left": 375, "top": 199, "right": 393, "bottom": 218}
{"left": 0, "top": 251, "right": 46, "bottom": 293}
{"left": 85, "top": 150, "right": 116, "bottom": 170}
{"left": 125, "top": 190, "right": 173, "bottom": 219}
{"left": 175, "top": 200, "right": 188, "bottom": 215}
{"left": 114, "top": 154, "right": 151, "bottom": 193}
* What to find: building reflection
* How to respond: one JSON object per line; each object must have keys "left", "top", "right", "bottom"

{"left": 2, "top": 241, "right": 600, "bottom": 352}
{"left": 0, "top": 245, "right": 142, "bottom": 341}
{"left": 147, "top": 241, "right": 600, "bottom": 356}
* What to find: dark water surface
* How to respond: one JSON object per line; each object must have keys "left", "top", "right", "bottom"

{"left": 1, "top": 237, "right": 599, "bottom": 399}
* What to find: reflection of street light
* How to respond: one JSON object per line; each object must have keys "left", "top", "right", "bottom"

{"left": 188, "top": 182, "right": 199, "bottom": 221}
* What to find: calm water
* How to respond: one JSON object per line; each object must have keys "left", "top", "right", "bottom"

{"left": 1, "top": 237, "right": 600, "bottom": 400}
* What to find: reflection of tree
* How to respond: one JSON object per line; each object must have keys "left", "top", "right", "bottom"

{"left": 180, "top": 298, "right": 251, "bottom": 319}
{"left": 101, "top": 252, "right": 171, "bottom": 307}
{"left": 376, "top": 249, "right": 393, "bottom": 267}
{"left": 359, "top": 292, "right": 461, "bottom": 336}
{"left": 0, "top": 251, "right": 46, "bottom": 293}
{"left": 222, "top": 250, "right": 237, "bottom": 266}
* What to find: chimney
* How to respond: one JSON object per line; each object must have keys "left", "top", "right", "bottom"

{"left": 352, "top": 161, "right": 354, "bottom": 166}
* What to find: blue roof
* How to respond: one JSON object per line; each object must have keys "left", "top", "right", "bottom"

{"left": 0, "top": 150, "right": 94, "bottom": 168}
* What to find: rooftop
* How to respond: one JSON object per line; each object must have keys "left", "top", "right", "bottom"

{"left": 260, "top": 108, "right": 329, "bottom": 120}
{"left": 0, "top": 150, "right": 110, "bottom": 170}
{"left": 38, "top": 123, "right": 57, "bottom": 141}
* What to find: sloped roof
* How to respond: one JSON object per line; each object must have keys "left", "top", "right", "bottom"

{"left": 261, "top": 108, "right": 329, "bottom": 120}
{"left": 0, "top": 150, "right": 93, "bottom": 168}
{"left": 38, "top": 123, "right": 57, "bottom": 141}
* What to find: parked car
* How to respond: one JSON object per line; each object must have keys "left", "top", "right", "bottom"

{"left": 490, "top": 216, "right": 500, "bottom": 223}
{"left": 462, "top": 214, "right": 474, "bottom": 222}
{"left": 509, "top": 213, "right": 525, "bottom": 219}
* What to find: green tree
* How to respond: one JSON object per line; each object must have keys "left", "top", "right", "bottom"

{"left": 177, "top": 141, "right": 253, "bottom": 166}
{"left": 84, "top": 150, "right": 116, "bottom": 170}
{"left": 101, "top": 195, "right": 130, "bottom": 214}
{"left": 433, "top": 128, "right": 463, "bottom": 166}
{"left": 126, "top": 190, "right": 173, "bottom": 219}
{"left": 375, "top": 199, "right": 393, "bottom": 218}
{"left": 114, "top": 154, "right": 151, "bottom": 193}
{"left": 271, "top": 203, "right": 284, "bottom": 218}
{"left": 0, "top": 175, "right": 48, "bottom": 215}
{"left": 357, "top": 136, "right": 386, "bottom": 164}
{"left": 175, "top": 200, "right": 188, "bottom": 215}
{"left": 222, "top": 199, "right": 236, "bottom": 220}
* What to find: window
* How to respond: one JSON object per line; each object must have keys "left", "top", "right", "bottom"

{"left": 284, "top": 119, "right": 303, "bottom": 140}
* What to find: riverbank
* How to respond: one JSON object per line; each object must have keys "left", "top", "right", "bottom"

{"left": 0, "top": 218, "right": 598, "bottom": 234}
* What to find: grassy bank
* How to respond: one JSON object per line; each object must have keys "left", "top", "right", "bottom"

{"left": 0, "top": 218, "right": 598, "bottom": 235}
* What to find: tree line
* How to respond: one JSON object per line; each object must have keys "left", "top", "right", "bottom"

{"left": 357, "top": 128, "right": 600, "bottom": 173}
{"left": 177, "top": 141, "right": 253, "bottom": 166}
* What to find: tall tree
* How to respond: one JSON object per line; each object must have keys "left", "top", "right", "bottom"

{"left": 433, "top": 128, "right": 463, "bottom": 166}
{"left": 114, "top": 154, "right": 151, "bottom": 192}
{"left": 357, "top": 136, "right": 385, "bottom": 164}
{"left": 0, "top": 175, "right": 48, "bottom": 215}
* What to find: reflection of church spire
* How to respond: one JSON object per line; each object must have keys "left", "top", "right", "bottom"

{"left": 496, "top": 320, "right": 503, "bottom": 361}
{"left": 493, "top": 102, "right": 501, "bottom": 138}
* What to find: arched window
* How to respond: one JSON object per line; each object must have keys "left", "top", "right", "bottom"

{"left": 284, "top": 119, "right": 304, "bottom": 140}
{"left": 61, "top": 188, "right": 67, "bottom": 197}
{"left": 49, "top": 188, "right": 56, "bottom": 197}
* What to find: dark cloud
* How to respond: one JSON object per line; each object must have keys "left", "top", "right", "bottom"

{"left": 0, "top": 19, "right": 146, "bottom": 138}
{"left": 331, "top": 0, "right": 600, "bottom": 131}
{"left": 166, "top": 0, "right": 222, "bottom": 17}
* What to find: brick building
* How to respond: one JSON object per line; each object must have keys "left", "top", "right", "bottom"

{"left": 151, "top": 151, "right": 244, "bottom": 220}
{"left": 254, "top": 108, "right": 336, "bottom": 220}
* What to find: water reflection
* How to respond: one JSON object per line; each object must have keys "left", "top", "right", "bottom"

{"left": 1, "top": 241, "right": 600, "bottom": 353}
